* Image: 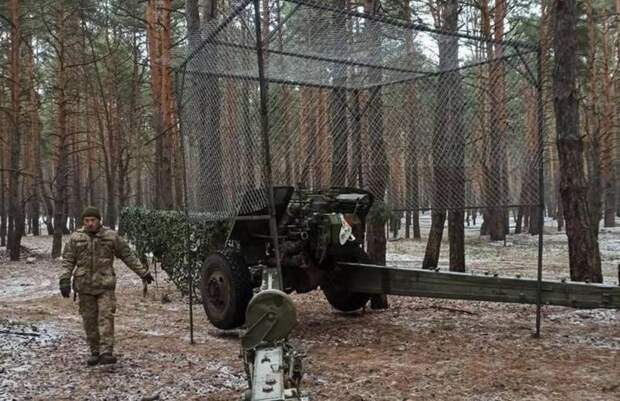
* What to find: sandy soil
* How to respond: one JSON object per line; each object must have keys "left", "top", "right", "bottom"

{"left": 0, "top": 218, "right": 618, "bottom": 401}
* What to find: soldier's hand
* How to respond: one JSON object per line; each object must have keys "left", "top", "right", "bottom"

{"left": 142, "top": 272, "right": 154, "bottom": 284}
{"left": 59, "top": 279, "right": 71, "bottom": 298}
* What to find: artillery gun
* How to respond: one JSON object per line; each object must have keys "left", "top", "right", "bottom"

{"left": 201, "top": 186, "right": 374, "bottom": 401}
{"left": 200, "top": 186, "right": 379, "bottom": 331}
{"left": 201, "top": 186, "right": 620, "bottom": 331}
{"left": 198, "top": 186, "right": 620, "bottom": 401}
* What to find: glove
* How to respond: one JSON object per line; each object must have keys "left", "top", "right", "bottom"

{"left": 142, "top": 272, "right": 154, "bottom": 284}
{"left": 59, "top": 279, "right": 71, "bottom": 298}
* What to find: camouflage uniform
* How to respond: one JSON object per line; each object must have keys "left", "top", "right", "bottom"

{"left": 60, "top": 225, "right": 148, "bottom": 355}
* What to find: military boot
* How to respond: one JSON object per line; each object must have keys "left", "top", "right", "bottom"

{"left": 87, "top": 352, "right": 100, "bottom": 366}
{"left": 99, "top": 352, "right": 117, "bottom": 365}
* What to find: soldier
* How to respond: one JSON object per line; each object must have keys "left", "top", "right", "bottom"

{"left": 59, "top": 206, "right": 154, "bottom": 366}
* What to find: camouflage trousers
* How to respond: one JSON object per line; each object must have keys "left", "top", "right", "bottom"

{"left": 78, "top": 290, "right": 116, "bottom": 354}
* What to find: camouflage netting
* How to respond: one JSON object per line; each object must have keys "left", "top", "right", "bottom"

{"left": 120, "top": 207, "right": 229, "bottom": 295}
{"left": 177, "top": 0, "right": 541, "bottom": 219}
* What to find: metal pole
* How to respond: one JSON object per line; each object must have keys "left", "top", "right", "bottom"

{"left": 254, "top": 0, "right": 283, "bottom": 290}
{"left": 174, "top": 67, "right": 195, "bottom": 344}
{"left": 535, "top": 46, "right": 545, "bottom": 338}
{"left": 285, "top": 0, "right": 537, "bottom": 51}
{"left": 189, "top": 262, "right": 194, "bottom": 344}
{"left": 358, "top": 52, "right": 532, "bottom": 91}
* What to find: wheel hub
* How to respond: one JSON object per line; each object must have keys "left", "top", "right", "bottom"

{"left": 206, "top": 272, "right": 228, "bottom": 312}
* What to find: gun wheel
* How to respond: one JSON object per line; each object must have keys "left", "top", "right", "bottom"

{"left": 200, "top": 250, "right": 253, "bottom": 330}
{"left": 321, "top": 244, "right": 371, "bottom": 312}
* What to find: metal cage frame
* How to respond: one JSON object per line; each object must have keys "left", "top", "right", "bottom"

{"left": 175, "top": 0, "right": 546, "bottom": 337}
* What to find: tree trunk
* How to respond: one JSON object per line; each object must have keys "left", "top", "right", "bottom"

{"left": 105, "top": 93, "right": 118, "bottom": 228}
{"left": 147, "top": 0, "right": 163, "bottom": 209}
{"left": 315, "top": 90, "right": 328, "bottom": 187}
{"left": 39, "top": 158, "right": 55, "bottom": 235}
{"left": 85, "top": 101, "right": 95, "bottom": 207}
{"left": 553, "top": 0, "right": 603, "bottom": 282}
{"left": 479, "top": 2, "right": 492, "bottom": 239}
{"left": 423, "top": 0, "right": 464, "bottom": 270}
{"left": 126, "top": 30, "right": 141, "bottom": 211}
{"left": 521, "top": 85, "right": 541, "bottom": 236}
{"left": 299, "top": 88, "right": 311, "bottom": 187}
{"left": 136, "top": 158, "right": 143, "bottom": 206}
{"left": 557, "top": 191, "right": 564, "bottom": 231}
{"left": 600, "top": 14, "right": 615, "bottom": 227}
{"left": 281, "top": 86, "right": 294, "bottom": 185}
{"left": 515, "top": 207, "right": 524, "bottom": 234}
{"left": 445, "top": 0, "right": 465, "bottom": 271}
{"left": 405, "top": 210, "right": 411, "bottom": 239}
{"left": 585, "top": 0, "right": 602, "bottom": 233}
{"left": 0, "top": 91, "right": 6, "bottom": 247}
{"left": 487, "top": 0, "right": 508, "bottom": 241}
{"left": 147, "top": 0, "right": 174, "bottom": 210}
{"left": 27, "top": 39, "right": 42, "bottom": 237}
{"left": 423, "top": 210, "right": 446, "bottom": 268}
{"left": 423, "top": 73, "right": 448, "bottom": 268}
{"left": 160, "top": 0, "right": 176, "bottom": 209}
{"left": 616, "top": 0, "right": 620, "bottom": 219}
{"left": 186, "top": 0, "right": 200, "bottom": 49}
{"left": 349, "top": 89, "right": 363, "bottom": 187}
{"left": 404, "top": 0, "right": 421, "bottom": 240}
{"left": 241, "top": 81, "right": 256, "bottom": 188}
{"left": 52, "top": 4, "right": 70, "bottom": 258}
{"left": 72, "top": 102, "right": 82, "bottom": 228}
{"left": 8, "top": 0, "right": 23, "bottom": 260}
{"left": 304, "top": 89, "right": 319, "bottom": 187}
{"left": 198, "top": 0, "right": 223, "bottom": 210}
{"left": 330, "top": 0, "right": 348, "bottom": 187}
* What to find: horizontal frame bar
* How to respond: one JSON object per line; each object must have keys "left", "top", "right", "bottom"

{"left": 285, "top": 0, "right": 538, "bottom": 52}
{"left": 235, "top": 214, "right": 272, "bottom": 221}
{"left": 181, "top": 69, "right": 348, "bottom": 90}
{"left": 391, "top": 204, "right": 540, "bottom": 212}
{"left": 359, "top": 51, "right": 535, "bottom": 91}
{"left": 209, "top": 40, "right": 425, "bottom": 76}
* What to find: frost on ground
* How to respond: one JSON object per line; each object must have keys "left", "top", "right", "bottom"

{"left": 388, "top": 215, "right": 620, "bottom": 284}
{"left": 0, "top": 219, "right": 619, "bottom": 401}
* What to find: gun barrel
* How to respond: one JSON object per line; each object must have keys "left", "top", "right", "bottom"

{"left": 339, "top": 263, "right": 620, "bottom": 309}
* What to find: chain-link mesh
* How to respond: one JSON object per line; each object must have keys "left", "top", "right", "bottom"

{"left": 177, "top": 0, "right": 541, "bottom": 219}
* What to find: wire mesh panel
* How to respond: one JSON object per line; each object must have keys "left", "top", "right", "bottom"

{"left": 179, "top": 2, "right": 265, "bottom": 218}
{"left": 177, "top": 0, "right": 541, "bottom": 220}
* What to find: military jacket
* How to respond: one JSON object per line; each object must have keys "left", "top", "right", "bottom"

{"left": 60, "top": 225, "right": 147, "bottom": 294}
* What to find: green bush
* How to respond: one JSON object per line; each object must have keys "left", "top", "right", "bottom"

{"left": 119, "top": 207, "right": 230, "bottom": 295}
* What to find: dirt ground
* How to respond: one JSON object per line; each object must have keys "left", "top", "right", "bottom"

{"left": 1, "top": 218, "right": 619, "bottom": 401}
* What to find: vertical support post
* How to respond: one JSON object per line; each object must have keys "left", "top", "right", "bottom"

{"left": 535, "top": 46, "right": 545, "bottom": 338}
{"left": 175, "top": 67, "right": 194, "bottom": 344}
{"left": 254, "top": 0, "right": 283, "bottom": 290}
{"left": 189, "top": 263, "right": 194, "bottom": 344}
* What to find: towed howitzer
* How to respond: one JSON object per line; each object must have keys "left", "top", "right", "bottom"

{"left": 200, "top": 187, "right": 377, "bottom": 400}
{"left": 199, "top": 187, "right": 381, "bottom": 331}
{"left": 197, "top": 187, "right": 620, "bottom": 399}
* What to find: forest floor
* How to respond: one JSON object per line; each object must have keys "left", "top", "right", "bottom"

{"left": 1, "top": 216, "right": 619, "bottom": 401}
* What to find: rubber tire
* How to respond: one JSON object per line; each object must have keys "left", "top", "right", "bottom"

{"left": 200, "top": 250, "right": 253, "bottom": 330}
{"left": 321, "top": 245, "right": 371, "bottom": 312}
